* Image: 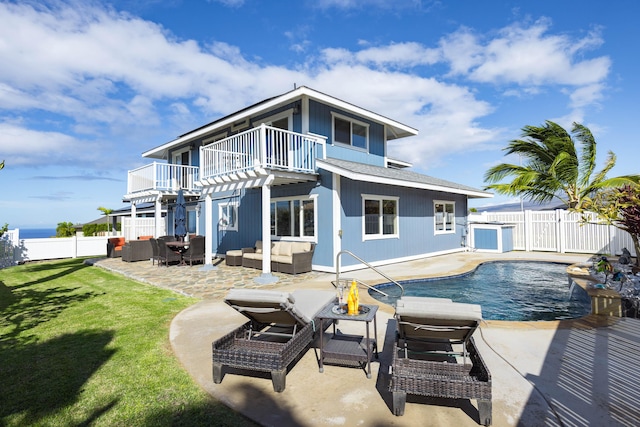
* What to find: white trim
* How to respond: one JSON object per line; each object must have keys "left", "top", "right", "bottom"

{"left": 312, "top": 247, "right": 466, "bottom": 273}
{"left": 434, "top": 200, "right": 456, "bottom": 235}
{"left": 142, "top": 86, "right": 418, "bottom": 159}
{"left": 361, "top": 194, "right": 399, "bottom": 241}
{"left": 317, "top": 159, "right": 492, "bottom": 199}
{"left": 332, "top": 174, "right": 341, "bottom": 271}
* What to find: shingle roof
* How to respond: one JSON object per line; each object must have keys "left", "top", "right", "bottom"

{"left": 317, "top": 158, "right": 492, "bottom": 199}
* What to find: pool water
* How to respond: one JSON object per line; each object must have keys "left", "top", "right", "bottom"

{"left": 371, "top": 261, "right": 592, "bottom": 321}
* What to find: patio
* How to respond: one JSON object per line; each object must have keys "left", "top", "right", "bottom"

{"left": 93, "top": 252, "right": 640, "bottom": 426}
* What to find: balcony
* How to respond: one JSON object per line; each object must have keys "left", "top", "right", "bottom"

{"left": 199, "top": 124, "right": 325, "bottom": 185}
{"left": 127, "top": 162, "right": 200, "bottom": 196}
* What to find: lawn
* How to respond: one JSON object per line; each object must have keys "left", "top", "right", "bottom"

{"left": 0, "top": 258, "right": 256, "bottom": 427}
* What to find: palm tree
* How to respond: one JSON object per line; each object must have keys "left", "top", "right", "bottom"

{"left": 484, "top": 121, "right": 640, "bottom": 210}
{"left": 98, "top": 206, "right": 114, "bottom": 233}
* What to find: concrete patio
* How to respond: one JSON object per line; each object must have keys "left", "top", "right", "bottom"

{"left": 94, "top": 252, "right": 640, "bottom": 426}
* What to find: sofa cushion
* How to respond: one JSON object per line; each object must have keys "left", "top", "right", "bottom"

{"left": 255, "top": 240, "right": 263, "bottom": 254}
{"left": 291, "top": 241, "right": 311, "bottom": 253}
{"left": 271, "top": 255, "right": 293, "bottom": 264}
{"left": 275, "top": 241, "right": 292, "bottom": 256}
{"left": 243, "top": 252, "right": 262, "bottom": 261}
{"left": 109, "top": 237, "right": 126, "bottom": 248}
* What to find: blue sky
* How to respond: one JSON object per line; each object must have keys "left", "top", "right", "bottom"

{"left": 1, "top": 0, "right": 638, "bottom": 228}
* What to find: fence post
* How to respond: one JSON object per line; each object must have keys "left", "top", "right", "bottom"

{"left": 73, "top": 234, "right": 78, "bottom": 259}
{"left": 557, "top": 209, "right": 564, "bottom": 253}
{"left": 524, "top": 210, "right": 532, "bottom": 252}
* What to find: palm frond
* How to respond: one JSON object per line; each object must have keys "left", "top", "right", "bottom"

{"left": 572, "top": 122, "right": 597, "bottom": 188}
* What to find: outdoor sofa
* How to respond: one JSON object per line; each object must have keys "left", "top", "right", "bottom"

{"left": 389, "top": 297, "right": 492, "bottom": 425}
{"left": 212, "top": 288, "right": 336, "bottom": 392}
{"left": 121, "top": 236, "right": 154, "bottom": 262}
{"left": 241, "top": 240, "right": 315, "bottom": 274}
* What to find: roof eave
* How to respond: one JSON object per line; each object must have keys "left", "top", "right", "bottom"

{"left": 317, "top": 160, "right": 493, "bottom": 199}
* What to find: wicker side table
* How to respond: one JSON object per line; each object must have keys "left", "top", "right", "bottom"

{"left": 317, "top": 303, "right": 378, "bottom": 379}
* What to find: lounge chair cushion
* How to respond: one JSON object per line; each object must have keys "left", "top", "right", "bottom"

{"left": 225, "top": 288, "right": 293, "bottom": 306}
{"left": 224, "top": 288, "right": 336, "bottom": 326}
{"left": 396, "top": 299, "right": 482, "bottom": 322}
{"left": 288, "top": 290, "right": 336, "bottom": 324}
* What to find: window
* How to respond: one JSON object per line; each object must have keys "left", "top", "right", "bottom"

{"left": 333, "top": 114, "right": 368, "bottom": 150}
{"left": 270, "top": 196, "right": 316, "bottom": 239}
{"left": 434, "top": 201, "right": 455, "bottom": 234}
{"left": 187, "top": 209, "right": 197, "bottom": 234}
{"left": 219, "top": 202, "right": 238, "bottom": 231}
{"left": 362, "top": 195, "right": 398, "bottom": 240}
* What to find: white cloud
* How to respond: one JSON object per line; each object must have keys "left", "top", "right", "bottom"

{"left": 443, "top": 19, "right": 611, "bottom": 87}
{"left": 0, "top": 3, "right": 611, "bottom": 175}
{"left": 0, "top": 123, "right": 89, "bottom": 166}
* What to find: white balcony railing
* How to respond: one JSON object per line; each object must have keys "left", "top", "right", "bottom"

{"left": 127, "top": 163, "right": 200, "bottom": 194}
{"left": 200, "top": 124, "right": 324, "bottom": 181}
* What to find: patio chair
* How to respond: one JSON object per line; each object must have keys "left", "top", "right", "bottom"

{"left": 390, "top": 297, "right": 492, "bottom": 425}
{"left": 212, "top": 288, "right": 336, "bottom": 392}
{"left": 182, "top": 236, "right": 205, "bottom": 266}
{"left": 149, "top": 238, "right": 160, "bottom": 265}
{"left": 156, "top": 235, "right": 181, "bottom": 267}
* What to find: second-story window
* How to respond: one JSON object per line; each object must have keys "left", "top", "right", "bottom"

{"left": 333, "top": 114, "right": 368, "bottom": 150}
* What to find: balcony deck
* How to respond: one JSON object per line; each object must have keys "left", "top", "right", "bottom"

{"left": 198, "top": 124, "right": 325, "bottom": 188}
{"left": 126, "top": 163, "right": 200, "bottom": 201}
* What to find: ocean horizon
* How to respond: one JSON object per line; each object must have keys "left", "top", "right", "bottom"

{"left": 18, "top": 228, "right": 57, "bottom": 239}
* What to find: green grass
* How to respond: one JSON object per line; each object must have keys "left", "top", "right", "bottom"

{"left": 0, "top": 258, "right": 256, "bottom": 427}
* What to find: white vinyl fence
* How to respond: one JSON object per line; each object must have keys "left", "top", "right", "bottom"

{"left": 469, "top": 209, "right": 636, "bottom": 257}
{"left": 0, "top": 229, "right": 109, "bottom": 266}
{"left": 122, "top": 217, "right": 166, "bottom": 241}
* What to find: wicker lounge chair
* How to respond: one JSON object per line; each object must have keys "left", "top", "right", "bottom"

{"left": 390, "top": 297, "right": 492, "bottom": 425}
{"left": 212, "top": 288, "right": 336, "bottom": 392}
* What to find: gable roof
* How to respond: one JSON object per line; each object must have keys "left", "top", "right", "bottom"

{"left": 142, "top": 86, "right": 418, "bottom": 159}
{"left": 317, "top": 158, "right": 493, "bottom": 199}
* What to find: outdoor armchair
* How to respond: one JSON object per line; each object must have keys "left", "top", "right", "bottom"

{"left": 212, "top": 288, "right": 336, "bottom": 392}
{"left": 156, "top": 235, "right": 181, "bottom": 266}
{"left": 182, "top": 236, "right": 205, "bottom": 266}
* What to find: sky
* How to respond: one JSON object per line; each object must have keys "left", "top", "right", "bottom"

{"left": 1, "top": 0, "right": 639, "bottom": 229}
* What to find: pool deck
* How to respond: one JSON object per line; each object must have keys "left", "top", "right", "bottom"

{"left": 95, "top": 251, "right": 640, "bottom": 426}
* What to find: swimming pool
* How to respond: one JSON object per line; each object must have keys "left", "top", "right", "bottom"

{"left": 371, "top": 261, "right": 592, "bottom": 321}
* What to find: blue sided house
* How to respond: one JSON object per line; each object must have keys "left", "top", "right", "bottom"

{"left": 124, "top": 86, "right": 492, "bottom": 277}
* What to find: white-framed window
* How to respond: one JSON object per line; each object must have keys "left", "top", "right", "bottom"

{"left": 187, "top": 208, "right": 197, "bottom": 234}
{"left": 270, "top": 195, "right": 316, "bottom": 240}
{"left": 332, "top": 113, "right": 368, "bottom": 150}
{"left": 362, "top": 195, "right": 398, "bottom": 240}
{"left": 434, "top": 201, "right": 455, "bottom": 234}
{"left": 219, "top": 202, "right": 238, "bottom": 231}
